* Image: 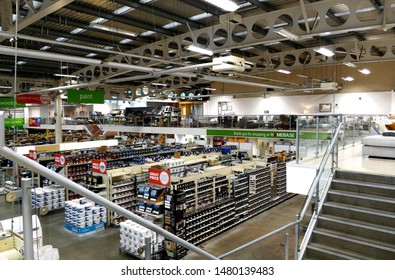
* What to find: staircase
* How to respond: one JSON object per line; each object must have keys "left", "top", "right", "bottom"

{"left": 303, "top": 170, "right": 395, "bottom": 260}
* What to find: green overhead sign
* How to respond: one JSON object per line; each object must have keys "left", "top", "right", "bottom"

{"left": 5, "top": 118, "right": 24, "bottom": 128}
{"left": 0, "top": 98, "right": 26, "bottom": 108}
{"left": 67, "top": 89, "right": 105, "bottom": 104}
{"left": 206, "top": 129, "right": 328, "bottom": 140}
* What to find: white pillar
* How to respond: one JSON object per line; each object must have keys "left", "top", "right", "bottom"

{"left": 391, "top": 90, "right": 395, "bottom": 115}
{"left": 55, "top": 94, "right": 62, "bottom": 144}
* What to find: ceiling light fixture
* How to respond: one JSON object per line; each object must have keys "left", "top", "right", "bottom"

{"left": 277, "top": 69, "right": 291, "bottom": 74}
{"left": 313, "top": 47, "right": 335, "bottom": 57}
{"left": 0, "top": 86, "right": 12, "bottom": 89}
{"left": 204, "top": 0, "right": 239, "bottom": 12}
{"left": 54, "top": 74, "right": 79, "bottom": 78}
{"left": 186, "top": 45, "right": 213, "bottom": 56}
{"left": 274, "top": 28, "right": 300, "bottom": 41}
{"left": 151, "top": 82, "right": 168, "bottom": 86}
{"left": 89, "top": 23, "right": 137, "bottom": 37}
{"left": 343, "top": 62, "right": 357, "bottom": 68}
{"left": 204, "top": 87, "right": 216, "bottom": 91}
{"left": 341, "top": 76, "right": 354, "bottom": 81}
{"left": 358, "top": 68, "right": 371, "bottom": 75}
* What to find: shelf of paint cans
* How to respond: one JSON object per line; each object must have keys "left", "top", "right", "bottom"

{"left": 119, "top": 220, "right": 165, "bottom": 259}
{"left": 64, "top": 197, "right": 107, "bottom": 236}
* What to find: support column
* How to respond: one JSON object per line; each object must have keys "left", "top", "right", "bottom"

{"left": 55, "top": 94, "right": 62, "bottom": 144}
{"left": 21, "top": 177, "right": 34, "bottom": 260}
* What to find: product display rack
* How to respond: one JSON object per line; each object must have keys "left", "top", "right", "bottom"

{"left": 245, "top": 166, "right": 272, "bottom": 218}
{"left": 233, "top": 173, "right": 250, "bottom": 225}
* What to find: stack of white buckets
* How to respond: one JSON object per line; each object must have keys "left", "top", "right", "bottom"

{"left": 65, "top": 198, "right": 107, "bottom": 228}
{"left": 119, "top": 220, "right": 164, "bottom": 259}
{"left": 32, "top": 186, "right": 65, "bottom": 210}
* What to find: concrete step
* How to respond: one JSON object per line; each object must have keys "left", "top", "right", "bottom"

{"left": 317, "top": 215, "right": 395, "bottom": 244}
{"left": 331, "top": 178, "right": 395, "bottom": 199}
{"left": 304, "top": 243, "right": 371, "bottom": 260}
{"left": 327, "top": 189, "right": 395, "bottom": 212}
{"left": 310, "top": 228, "right": 395, "bottom": 259}
{"left": 335, "top": 170, "right": 395, "bottom": 186}
{"left": 322, "top": 201, "right": 395, "bottom": 228}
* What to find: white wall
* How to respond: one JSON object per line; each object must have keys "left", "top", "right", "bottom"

{"left": 204, "top": 91, "right": 392, "bottom": 115}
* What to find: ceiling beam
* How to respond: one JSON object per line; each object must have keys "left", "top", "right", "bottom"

{"left": 113, "top": 0, "right": 206, "bottom": 30}
{"left": 66, "top": 2, "right": 175, "bottom": 37}
{"left": 369, "top": 0, "right": 382, "bottom": 14}
{"left": 247, "top": 0, "right": 276, "bottom": 11}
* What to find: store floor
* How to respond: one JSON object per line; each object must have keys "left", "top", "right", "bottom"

{"left": 1, "top": 142, "right": 394, "bottom": 260}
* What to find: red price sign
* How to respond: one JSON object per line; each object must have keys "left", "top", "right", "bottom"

{"left": 92, "top": 159, "right": 107, "bottom": 174}
{"left": 29, "top": 150, "right": 37, "bottom": 160}
{"left": 54, "top": 154, "right": 66, "bottom": 166}
{"left": 148, "top": 168, "right": 171, "bottom": 187}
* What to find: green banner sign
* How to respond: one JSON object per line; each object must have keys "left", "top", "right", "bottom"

{"left": 5, "top": 118, "right": 24, "bottom": 128}
{"left": 0, "top": 98, "right": 26, "bottom": 108}
{"left": 206, "top": 129, "right": 327, "bottom": 140}
{"left": 67, "top": 89, "right": 105, "bottom": 104}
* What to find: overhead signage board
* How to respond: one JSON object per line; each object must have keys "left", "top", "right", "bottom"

{"left": 0, "top": 98, "right": 26, "bottom": 108}
{"left": 4, "top": 118, "right": 24, "bottom": 128}
{"left": 67, "top": 89, "right": 105, "bottom": 104}
{"left": 148, "top": 168, "right": 171, "bottom": 187}
{"left": 206, "top": 129, "right": 327, "bottom": 140}
{"left": 92, "top": 159, "right": 107, "bottom": 174}
{"left": 16, "top": 93, "right": 51, "bottom": 104}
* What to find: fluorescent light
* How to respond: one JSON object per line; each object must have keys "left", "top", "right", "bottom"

{"left": 70, "top": 28, "right": 85, "bottom": 34}
{"left": 313, "top": 47, "right": 335, "bottom": 57}
{"left": 113, "top": 6, "right": 134, "bottom": 15}
{"left": 189, "top": 13, "right": 212, "bottom": 21}
{"left": 90, "top": 17, "right": 107, "bottom": 24}
{"left": 358, "top": 68, "right": 371, "bottom": 75}
{"left": 274, "top": 28, "right": 300, "bottom": 41}
{"left": 342, "top": 76, "right": 354, "bottom": 81}
{"left": 55, "top": 37, "right": 67, "bottom": 42}
{"left": 186, "top": 45, "right": 213, "bottom": 56}
{"left": 162, "top": 22, "right": 181, "bottom": 29}
{"left": 119, "top": 38, "right": 133, "bottom": 44}
{"left": 90, "top": 23, "right": 137, "bottom": 37}
{"left": 204, "top": 87, "right": 216, "bottom": 91}
{"left": 151, "top": 82, "right": 168, "bottom": 86}
{"left": 40, "top": 45, "right": 51, "bottom": 51}
{"left": 343, "top": 62, "right": 357, "bottom": 68}
{"left": 17, "top": 61, "right": 27, "bottom": 65}
{"left": 141, "top": 30, "right": 155, "bottom": 36}
{"left": 0, "top": 68, "right": 12, "bottom": 72}
{"left": 86, "top": 53, "right": 97, "bottom": 57}
{"left": 0, "top": 86, "right": 12, "bottom": 89}
{"left": 277, "top": 69, "right": 291, "bottom": 74}
{"left": 204, "top": 0, "right": 238, "bottom": 12}
{"left": 54, "top": 74, "right": 79, "bottom": 78}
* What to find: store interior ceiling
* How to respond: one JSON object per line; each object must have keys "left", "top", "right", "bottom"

{"left": 1, "top": 0, "right": 395, "bottom": 100}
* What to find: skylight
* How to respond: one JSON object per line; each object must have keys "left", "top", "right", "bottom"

{"left": 238, "top": 2, "right": 252, "bottom": 8}
{"left": 189, "top": 13, "right": 212, "bottom": 21}
{"left": 119, "top": 38, "right": 132, "bottom": 44}
{"left": 104, "top": 46, "right": 114, "bottom": 50}
{"left": 162, "top": 22, "right": 181, "bottom": 29}
{"left": 141, "top": 30, "right": 155, "bottom": 36}
{"left": 140, "top": 0, "right": 154, "bottom": 4}
{"left": 113, "top": 6, "right": 134, "bottom": 15}
{"left": 55, "top": 37, "right": 67, "bottom": 42}
{"left": 70, "top": 28, "right": 85, "bottom": 35}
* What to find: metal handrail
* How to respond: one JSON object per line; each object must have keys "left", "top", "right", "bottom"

{"left": 218, "top": 121, "right": 343, "bottom": 260}
{"left": 0, "top": 113, "right": 218, "bottom": 260}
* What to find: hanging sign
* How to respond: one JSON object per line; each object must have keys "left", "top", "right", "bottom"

{"left": 148, "top": 168, "right": 171, "bottom": 187}
{"left": 67, "top": 89, "right": 105, "bottom": 104}
{"left": 54, "top": 154, "right": 67, "bottom": 166}
{"left": 4, "top": 118, "right": 24, "bottom": 128}
{"left": 16, "top": 93, "right": 51, "bottom": 104}
{"left": 0, "top": 98, "right": 26, "bottom": 108}
{"left": 92, "top": 159, "right": 107, "bottom": 174}
{"left": 29, "top": 150, "right": 38, "bottom": 160}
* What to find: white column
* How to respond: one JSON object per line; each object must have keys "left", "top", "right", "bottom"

{"left": 55, "top": 94, "right": 63, "bottom": 144}
{"left": 391, "top": 90, "right": 395, "bottom": 115}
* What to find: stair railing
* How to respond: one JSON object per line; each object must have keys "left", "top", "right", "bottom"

{"left": 218, "top": 118, "right": 343, "bottom": 260}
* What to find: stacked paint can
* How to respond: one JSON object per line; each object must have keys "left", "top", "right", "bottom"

{"left": 32, "top": 186, "right": 65, "bottom": 210}
{"left": 119, "top": 220, "right": 164, "bottom": 259}
{"left": 65, "top": 197, "right": 107, "bottom": 228}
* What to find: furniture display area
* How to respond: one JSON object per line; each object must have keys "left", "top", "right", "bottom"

{"left": 362, "top": 119, "right": 395, "bottom": 158}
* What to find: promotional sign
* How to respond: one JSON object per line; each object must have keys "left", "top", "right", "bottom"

{"left": 92, "top": 159, "right": 107, "bottom": 174}
{"left": 29, "top": 150, "right": 37, "bottom": 160}
{"left": 16, "top": 93, "right": 51, "bottom": 104}
{"left": 0, "top": 98, "right": 26, "bottom": 108}
{"left": 148, "top": 168, "right": 171, "bottom": 187}
{"left": 206, "top": 129, "right": 327, "bottom": 140}
{"left": 67, "top": 89, "right": 105, "bottom": 104}
{"left": 54, "top": 154, "right": 67, "bottom": 166}
{"left": 29, "top": 117, "right": 41, "bottom": 127}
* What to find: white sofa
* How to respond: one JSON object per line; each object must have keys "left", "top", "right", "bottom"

{"left": 362, "top": 134, "right": 395, "bottom": 158}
